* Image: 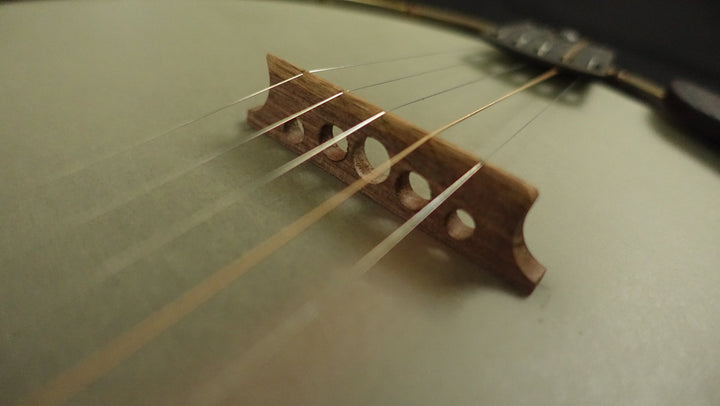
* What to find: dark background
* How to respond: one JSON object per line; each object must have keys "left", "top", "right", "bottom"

{"left": 417, "top": 0, "right": 720, "bottom": 92}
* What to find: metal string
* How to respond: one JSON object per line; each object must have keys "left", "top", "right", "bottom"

{"left": 349, "top": 62, "right": 464, "bottom": 91}
{"left": 306, "top": 46, "right": 478, "bottom": 73}
{"left": 17, "top": 68, "right": 557, "bottom": 406}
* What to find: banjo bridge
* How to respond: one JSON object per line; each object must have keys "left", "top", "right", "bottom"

{"left": 247, "top": 54, "right": 546, "bottom": 294}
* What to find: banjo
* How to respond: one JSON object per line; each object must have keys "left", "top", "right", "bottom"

{"left": 2, "top": 1, "right": 718, "bottom": 405}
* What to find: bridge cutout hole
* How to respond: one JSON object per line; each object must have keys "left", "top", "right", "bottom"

{"left": 353, "top": 136, "right": 390, "bottom": 184}
{"left": 319, "top": 124, "right": 348, "bottom": 161}
{"left": 446, "top": 209, "right": 476, "bottom": 240}
{"left": 397, "top": 171, "right": 432, "bottom": 210}
{"left": 282, "top": 118, "right": 305, "bottom": 144}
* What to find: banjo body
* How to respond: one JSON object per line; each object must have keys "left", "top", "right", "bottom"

{"left": 1, "top": 1, "right": 718, "bottom": 405}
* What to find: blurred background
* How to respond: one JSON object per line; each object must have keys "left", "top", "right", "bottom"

{"left": 417, "top": 0, "right": 720, "bottom": 91}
